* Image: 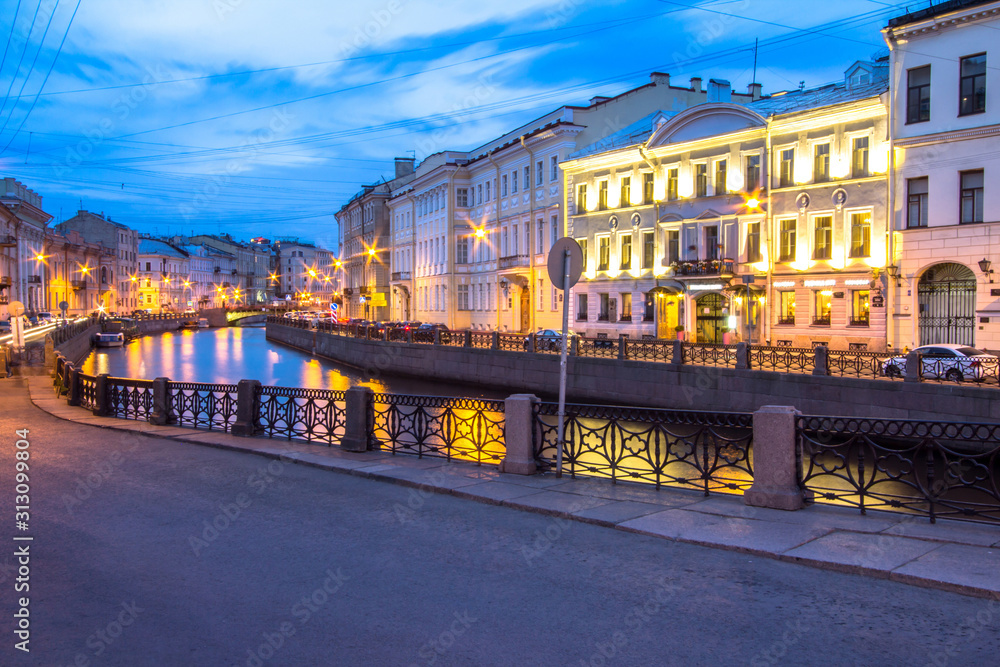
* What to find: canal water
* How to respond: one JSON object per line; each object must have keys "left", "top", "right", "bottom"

{"left": 81, "top": 326, "right": 499, "bottom": 397}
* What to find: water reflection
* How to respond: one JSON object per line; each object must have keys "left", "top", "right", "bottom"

{"left": 81, "top": 327, "right": 495, "bottom": 397}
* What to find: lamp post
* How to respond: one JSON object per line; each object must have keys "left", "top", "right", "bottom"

{"left": 978, "top": 258, "right": 993, "bottom": 283}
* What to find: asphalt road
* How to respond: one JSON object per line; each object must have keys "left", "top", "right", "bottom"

{"left": 0, "top": 378, "right": 998, "bottom": 666}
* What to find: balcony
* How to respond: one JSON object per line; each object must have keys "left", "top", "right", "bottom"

{"left": 359, "top": 286, "right": 371, "bottom": 295}
{"left": 214, "top": 267, "right": 221, "bottom": 273}
{"left": 222, "top": 282, "right": 231, "bottom": 288}
{"left": 71, "top": 280, "right": 87, "bottom": 290}
{"left": 391, "top": 271, "right": 411, "bottom": 281}
{"left": 27, "top": 275, "right": 41, "bottom": 284}
{"left": 0, "top": 276, "right": 11, "bottom": 288}
{"left": 668, "top": 259, "right": 735, "bottom": 277}
{"left": 812, "top": 316, "right": 831, "bottom": 326}
{"left": 0, "top": 235, "right": 15, "bottom": 247}
{"left": 777, "top": 317, "right": 796, "bottom": 326}
{"left": 848, "top": 316, "right": 870, "bottom": 327}
{"left": 499, "top": 254, "right": 530, "bottom": 270}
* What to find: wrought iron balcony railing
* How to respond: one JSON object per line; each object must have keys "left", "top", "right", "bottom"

{"left": 27, "top": 275, "right": 41, "bottom": 284}
{"left": 668, "top": 259, "right": 735, "bottom": 277}
{"left": 391, "top": 271, "right": 411, "bottom": 281}
{"left": 71, "top": 279, "right": 87, "bottom": 290}
{"left": 499, "top": 254, "right": 530, "bottom": 270}
{"left": 0, "top": 235, "right": 16, "bottom": 247}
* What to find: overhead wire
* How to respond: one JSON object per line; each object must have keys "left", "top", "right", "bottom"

{"left": 0, "top": 0, "right": 63, "bottom": 144}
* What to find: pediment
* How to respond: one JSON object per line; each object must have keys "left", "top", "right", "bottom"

{"left": 647, "top": 103, "right": 766, "bottom": 148}
{"left": 694, "top": 209, "right": 723, "bottom": 220}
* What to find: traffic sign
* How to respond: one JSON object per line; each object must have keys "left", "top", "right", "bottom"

{"left": 9, "top": 300, "right": 25, "bottom": 317}
{"left": 547, "top": 237, "right": 584, "bottom": 290}
{"left": 330, "top": 302, "right": 339, "bottom": 312}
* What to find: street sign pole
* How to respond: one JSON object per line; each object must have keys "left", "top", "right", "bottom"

{"left": 556, "top": 248, "right": 571, "bottom": 478}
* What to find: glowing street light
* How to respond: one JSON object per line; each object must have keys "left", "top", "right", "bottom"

{"left": 474, "top": 227, "right": 486, "bottom": 239}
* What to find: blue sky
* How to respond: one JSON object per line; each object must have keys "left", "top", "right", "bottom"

{"left": 0, "top": 0, "right": 913, "bottom": 251}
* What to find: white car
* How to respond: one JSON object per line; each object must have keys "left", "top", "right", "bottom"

{"left": 880, "top": 344, "right": 998, "bottom": 382}
{"left": 36, "top": 312, "right": 54, "bottom": 324}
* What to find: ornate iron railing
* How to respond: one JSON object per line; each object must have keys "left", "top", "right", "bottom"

{"left": 497, "top": 333, "right": 524, "bottom": 352}
{"left": 682, "top": 343, "right": 738, "bottom": 367}
{"left": 168, "top": 382, "right": 238, "bottom": 430}
{"left": 470, "top": 332, "right": 492, "bottom": 349}
{"left": 371, "top": 394, "right": 506, "bottom": 465}
{"left": 798, "top": 416, "right": 1000, "bottom": 523}
{"left": 750, "top": 345, "right": 814, "bottom": 373}
{"left": 625, "top": 338, "right": 672, "bottom": 362}
{"left": 578, "top": 336, "right": 617, "bottom": 358}
{"left": 826, "top": 349, "right": 889, "bottom": 379}
{"left": 533, "top": 402, "right": 754, "bottom": 494}
{"left": 108, "top": 377, "right": 154, "bottom": 420}
{"left": 256, "top": 386, "right": 346, "bottom": 445}
{"left": 79, "top": 373, "right": 99, "bottom": 410}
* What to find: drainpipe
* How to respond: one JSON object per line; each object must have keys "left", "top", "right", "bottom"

{"left": 446, "top": 170, "right": 457, "bottom": 330}
{"left": 520, "top": 135, "right": 536, "bottom": 333}
{"left": 764, "top": 116, "right": 774, "bottom": 346}
{"left": 639, "top": 144, "right": 661, "bottom": 335}
{"left": 487, "top": 150, "right": 503, "bottom": 332}
{"left": 885, "top": 87, "right": 896, "bottom": 352}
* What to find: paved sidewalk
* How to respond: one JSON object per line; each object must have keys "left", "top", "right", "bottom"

{"left": 26, "top": 376, "right": 1000, "bottom": 600}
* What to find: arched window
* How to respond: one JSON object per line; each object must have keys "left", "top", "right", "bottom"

{"left": 101, "top": 267, "right": 108, "bottom": 284}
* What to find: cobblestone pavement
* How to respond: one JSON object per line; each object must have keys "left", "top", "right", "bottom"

{"left": 2, "top": 377, "right": 999, "bottom": 666}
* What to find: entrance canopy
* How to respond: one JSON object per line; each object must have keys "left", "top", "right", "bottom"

{"left": 649, "top": 281, "right": 684, "bottom": 297}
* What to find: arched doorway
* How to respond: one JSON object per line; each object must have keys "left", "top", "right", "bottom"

{"left": 695, "top": 293, "right": 728, "bottom": 344}
{"left": 918, "top": 262, "right": 976, "bottom": 346}
{"left": 519, "top": 286, "right": 530, "bottom": 332}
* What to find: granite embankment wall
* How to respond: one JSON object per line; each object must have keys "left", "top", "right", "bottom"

{"left": 266, "top": 322, "right": 1000, "bottom": 423}
{"left": 57, "top": 318, "right": 185, "bottom": 366}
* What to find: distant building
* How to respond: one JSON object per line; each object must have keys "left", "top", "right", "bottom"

{"left": 1, "top": 178, "right": 52, "bottom": 315}
{"left": 188, "top": 234, "right": 271, "bottom": 305}
{"left": 273, "top": 239, "right": 337, "bottom": 305}
{"left": 56, "top": 210, "right": 140, "bottom": 312}
{"left": 137, "top": 238, "right": 189, "bottom": 312}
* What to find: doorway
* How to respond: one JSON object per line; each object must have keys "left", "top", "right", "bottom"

{"left": 918, "top": 263, "right": 976, "bottom": 346}
{"left": 520, "top": 287, "right": 530, "bottom": 332}
{"left": 695, "top": 293, "right": 728, "bottom": 344}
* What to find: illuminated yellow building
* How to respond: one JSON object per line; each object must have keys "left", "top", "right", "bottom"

{"left": 562, "top": 61, "right": 890, "bottom": 350}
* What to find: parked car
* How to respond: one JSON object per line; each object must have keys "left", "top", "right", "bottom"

{"left": 414, "top": 323, "right": 451, "bottom": 343}
{"left": 525, "top": 329, "right": 579, "bottom": 352}
{"left": 36, "top": 312, "right": 54, "bottom": 325}
{"left": 0, "top": 320, "right": 11, "bottom": 334}
{"left": 880, "top": 344, "right": 998, "bottom": 382}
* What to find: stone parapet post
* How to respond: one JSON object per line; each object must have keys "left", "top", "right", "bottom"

{"left": 735, "top": 342, "right": 749, "bottom": 370}
{"left": 570, "top": 335, "right": 579, "bottom": 357}
{"left": 500, "top": 394, "right": 538, "bottom": 475}
{"left": 434, "top": 328, "right": 441, "bottom": 345}
{"left": 617, "top": 334, "right": 627, "bottom": 360}
{"left": 744, "top": 406, "right": 804, "bottom": 511}
{"left": 407, "top": 328, "right": 413, "bottom": 344}
{"left": 93, "top": 374, "right": 110, "bottom": 416}
{"left": 231, "top": 379, "right": 262, "bottom": 437}
{"left": 905, "top": 351, "right": 922, "bottom": 383}
{"left": 149, "top": 377, "right": 171, "bottom": 425}
{"left": 67, "top": 364, "right": 80, "bottom": 406}
{"left": 812, "top": 345, "right": 829, "bottom": 376}
{"left": 464, "top": 330, "right": 472, "bottom": 347}
{"left": 341, "top": 386, "right": 374, "bottom": 452}
{"left": 671, "top": 340, "right": 683, "bottom": 365}
{"left": 491, "top": 331, "right": 499, "bottom": 350}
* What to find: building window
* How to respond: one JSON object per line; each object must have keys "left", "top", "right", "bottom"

{"left": 813, "top": 290, "right": 832, "bottom": 325}
{"left": 745, "top": 154, "right": 760, "bottom": 192}
{"left": 705, "top": 226, "right": 719, "bottom": 260}
{"left": 907, "top": 65, "right": 931, "bottom": 124}
{"left": 538, "top": 220, "right": 544, "bottom": 252}
{"left": 779, "top": 291, "right": 795, "bottom": 325}
{"left": 576, "top": 184, "right": 587, "bottom": 214}
{"left": 598, "top": 181, "right": 609, "bottom": 210}
{"left": 907, "top": 177, "right": 928, "bottom": 228}
{"left": 551, "top": 215, "right": 558, "bottom": 246}
{"left": 746, "top": 222, "right": 761, "bottom": 263}
{"left": 642, "top": 231, "right": 654, "bottom": 269}
{"left": 667, "top": 230, "right": 679, "bottom": 264}
{"left": 643, "top": 293, "right": 655, "bottom": 321}
{"left": 476, "top": 184, "right": 483, "bottom": 205}
{"left": 814, "top": 143, "right": 830, "bottom": 183}
{"left": 714, "top": 159, "right": 727, "bottom": 195}
{"left": 813, "top": 216, "right": 832, "bottom": 259}
{"left": 779, "top": 149, "right": 795, "bottom": 188}
{"left": 695, "top": 164, "right": 708, "bottom": 197}
{"left": 850, "top": 212, "right": 871, "bottom": 258}
{"left": 550, "top": 156, "right": 559, "bottom": 181}
{"left": 620, "top": 176, "right": 631, "bottom": 207}
{"left": 577, "top": 293, "right": 588, "bottom": 321}
{"left": 667, "top": 168, "right": 679, "bottom": 201}
{"left": 598, "top": 293, "right": 609, "bottom": 321}
{"left": 511, "top": 170, "right": 518, "bottom": 193}
{"left": 851, "top": 290, "right": 870, "bottom": 326}
{"left": 961, "top": 170, "right": 984, "bottom": 224}
{"left": 960, "top": 54, "right": 986, "bottom": 116}
{"left": 620, "top": 293, "right": 632, "bottom": 321}
{"left": 457, "top": 284, "right": 469, "bottom": 310}
{"left": 501, "top": 175, "right": 507, "bottom": 197}
{"left": 524, "top": 166, "right": 530, "bottom": 191}
{"left": 619, "top": 234, "right": 632, "bottom": 270}
{"left": 456, "top": 238, "right": 469, "bottom": 264}
{"left": 852, "top": 137, "right": 869, "bottom": 178}
{"left": 779, "top": 219, "right": 796, "bottom": 262}
{"left": 536, "top": 161, "right": 544, "bottom": 186}
{"left": 578, "top": 238, "right": 588, "bottom": 268}
{"left": 597, "top": 237, "right": 610, "bottom": 271}
{"left": 538, "top": 279, "right": 544, "bottom": 310}
{"left": 643, "top": 172, "right": 654, "bottom": 204}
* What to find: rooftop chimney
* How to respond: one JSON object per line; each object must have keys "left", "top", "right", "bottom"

{"left": 589, "top": 96, "right": 611, "bottom": 106}
{"left": 394, "top": 156, "right": 415, "bottom": 179}
{"left": 690, "top": 76, "right": 703, "bottom": 93}
{"left": 649, "top": 72, "right": 671, "bottom": 86}
{"left": 748, "top": 82, "right": 763, "bottom": 100}
{"left": 707, "top": 79, "right": 731, "bottom": 103}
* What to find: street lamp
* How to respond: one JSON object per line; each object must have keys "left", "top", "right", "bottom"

{"left": 978, "top": 258, "right": 994, "bottom": 283}
{"left": 886, "top": 264, "right": 901, "bottom": 287}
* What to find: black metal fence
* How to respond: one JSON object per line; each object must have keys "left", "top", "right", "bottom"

{"left": 533, "top": 402, "right": 754, "bottom": 495}
{"left": 257, "top": 386, "right": 346, "bottom": 444}
{"left": 372, "top": 394, "right": 506, "bottom": 465}
{"left": 798, "top": 416, "right": 1000, "bottom": 524}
